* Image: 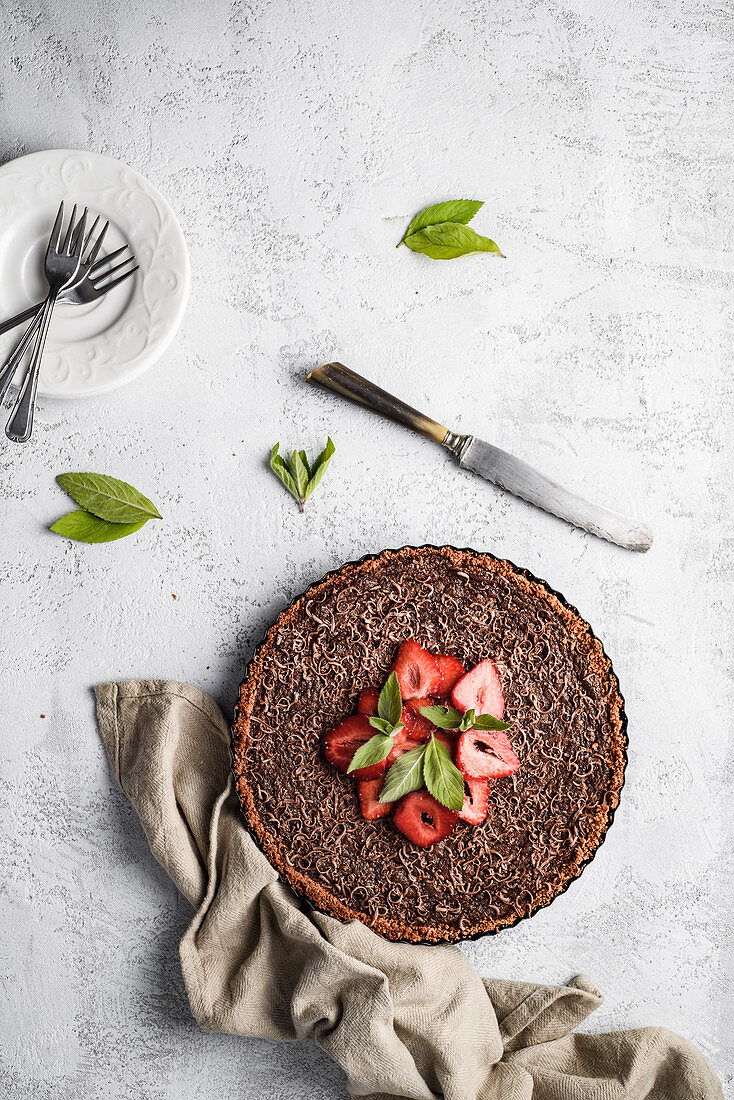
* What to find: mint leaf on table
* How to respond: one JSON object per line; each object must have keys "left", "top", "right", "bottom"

{"left": 404, "top": 222, "right": 504, "bottom": 260}
{"left": 423, "top": 734, "right": 465, "bottom": 811}
{"left": 50, "top": 510, "right": 149, "bottom": 544}
{"left": 270, "top": 437, "right": 335, "bottom": 511}
{"left": 379, "top": 743, "right": 427, "bottom": 803}
{"left": 347, "top": 733, "right": 394, "bottom": 773}
{"left": 397, "top": 199, "right": 483, "bottom": 247}
{"left": 56, "top": 472, "right": 161, "bottom": 523}
{"left": 303, "top": 437, "right": 335, "bottom": 502}
{"left": 288, "top": 450, "right": 310, "bottom": 499}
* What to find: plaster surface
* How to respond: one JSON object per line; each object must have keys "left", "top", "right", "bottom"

{"left": 0, "top": 0, "right": 732, "bottom": 1095}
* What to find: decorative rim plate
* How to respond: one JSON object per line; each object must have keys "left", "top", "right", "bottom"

{"left": 0, "top": 149, "right": 189, "bottom": 398}
{"left": 231, "top": 545, "right": 628, "bottom": 945}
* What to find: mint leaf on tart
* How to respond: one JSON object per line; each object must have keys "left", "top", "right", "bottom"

{"left": 419, "top": 704, "right": 463, "bottom": 729}
{"left": 471, "top": 713, "right": 511, "bottom": 732}
{"left": 397, "top": 199, "right": 483, "bottom": 247}
{"left": 378, "top": 671, "right": 403, "bottom": 727}
{"left": 56, "top": 472, "right": 161, "bottom": 524}
{"left": 404, "top": 222, "right": 504, "bottom": 260}
{"left": 270, "top": 438, "right": 335, "bottom": 510}
{"left": 50, "top": 510, "right": 150, "bottom": 544}
{"left": 420, "top": 703, "right": 510, "bottom": 734}
{"left": 347, "top": 732, "right": 394, "bottom": 774}
{"left": 423, "top": 734, "right": 465, "bottom": 812}
{"left": 379, "top": 743, "right": 427, "bottom": 803}
{"left": 368, "top": 717, "right": 405, "bottom": 737}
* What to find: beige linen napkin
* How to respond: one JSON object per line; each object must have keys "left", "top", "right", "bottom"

{"left": 95, "top": 679, "right": 722, "bottom": 1100}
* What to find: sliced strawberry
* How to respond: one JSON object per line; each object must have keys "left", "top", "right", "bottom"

{"left": 434, "top": 654, "right": 466, "bottom": 699}
{"left": 358, "top": 778, "right": 392, "bottom": 820}
{"left": 323, "top": 715, "right": 387, "bottom": 780}
{"left": 391, "top": 640, "right": 442, "bottom": 700}
{"left": 451, "top": 658, "right": 505, "bottom": 719}
{"left": 357, "top": 688, "right": 379, "bottom": 716}
{"left": 432, "top": 728, "right": 457, "bottom": 756}
{"left": 403, "top": 698, "right": 434, "bottom": 742}
{"left": 456, "top": 729, "right": 520, "bottom": 780}
{"left": 459, "top": 775, "right": 489, "bottom": 824}
{"left": 392, "top": 790, "right": 458, "bottom": 847}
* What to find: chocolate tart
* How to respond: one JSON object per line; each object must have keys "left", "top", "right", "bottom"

{"left": 232, "top": 546, "right": 627, "bottom": 944}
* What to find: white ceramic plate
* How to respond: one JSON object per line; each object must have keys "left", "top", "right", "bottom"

{"left": 0, "top": 149, "right": 189, "bottom": 398}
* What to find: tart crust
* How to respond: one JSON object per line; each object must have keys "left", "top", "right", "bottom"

{"left": 232, "top": 546, "right": 627, "bottom": 944}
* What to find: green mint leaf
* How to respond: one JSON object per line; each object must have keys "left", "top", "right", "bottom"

{"left": 303, "top": 436, "right": 336, "bottom": 503}
{"left": 269, "top": 444, "right": 300, "bottom": 501}
{"left": 378, "top": 671, "right": 402, "bottom": 727}
{"left": 288, "top": 450, "right": 310, "bottom": 499}
{"left": 347, "top": 733, "right": 394, "bottom": 773}
{"left": 368, "top": 716, "right": 393, "bottom": 735}
{"left": 379, "top": 744, "right": 426, "bottom": 802}
{"left": 423, "top": 734, "right": 465, "bottom": 812}
{"left": 404, "top": 222, "right": 504, "bottom": 260}
{"left": 56, "top": 472, "right": 161, "bottom": 523}
{"left": 471, "top": 713, "right": 511, "bottom": 731}
{"left": 419, "top": 705, "right": 463, "bottom": 730}
{"left": 299, "top": 450, "right": 312, "bottom": 480}
{"left": 460, "top": 708, "right": 476, "bottom": 732}
{"left": 50, "top": 510, "right": 149, "bottom": 544}
{"left": 397, "top": 199, "right": 483, "bottom": 247}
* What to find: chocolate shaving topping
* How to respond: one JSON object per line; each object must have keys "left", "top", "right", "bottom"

{"left": 232, "top": 547, "right": 626, "bottom": 943}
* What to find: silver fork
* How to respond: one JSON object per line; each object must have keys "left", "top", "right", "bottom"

{"left": 0, "top": 244, "right": 138, "bottom": 407}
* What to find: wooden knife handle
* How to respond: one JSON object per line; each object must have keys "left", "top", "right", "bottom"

{"left": 306, "top": 362, "right": 449, "bottom": 445}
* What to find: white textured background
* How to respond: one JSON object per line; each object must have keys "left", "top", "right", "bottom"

{"left": 0, "top": 0, "right": 732, "bottom": 1095}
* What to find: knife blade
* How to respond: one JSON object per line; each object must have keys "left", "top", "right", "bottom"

{"left": 306, "top": 362, "right": 653, "bottom": 552}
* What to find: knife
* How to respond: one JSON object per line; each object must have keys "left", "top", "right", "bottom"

{"left": 305, "top": 362, "right": 653, "bottom": 552}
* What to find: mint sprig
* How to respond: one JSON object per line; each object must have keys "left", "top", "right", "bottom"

{"left": 397, "top": 199, "right": 484, "bottom": 247}
{"left": 51, "top": 473, "right": 161, "bottom": 544}
{"left": 349, "top": 672, "right": 404, "bottom": 773}
{"left": 397, "top": 199, "right": 504, "bottom": 259}
{"left": 419, "top": 704, "right": 510, "bottom": 733}
{"left": 270, "top": 438, "right": 335, "bottom": 511}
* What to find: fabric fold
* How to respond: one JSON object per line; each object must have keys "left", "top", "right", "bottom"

{"left": 95, "top": 680, "right": 722, "bottom": 1100}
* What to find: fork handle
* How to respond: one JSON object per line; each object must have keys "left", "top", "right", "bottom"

{"left": 0, "top": 310, "right": 43, "bottom": 405}
{"left": 0, "top": 302, "right": 43, "bottom": 336}
{"left": 6, "top": 295, "right": 56, "bottom": 443}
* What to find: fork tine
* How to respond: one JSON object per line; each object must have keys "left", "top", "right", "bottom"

{"left": 91, "top": 255, "right": 136, "bottom": 285}
{"left": 76, "top": 213, "right": 100, "bottom": 256}
{"left": 62, "top": 204, "right": 78, "bottom": 253}
{"left": 92, "top": 265, "right": 139, "bottom": 295}
{"left": 85, "top": 220, "right": 109, "bottom": 266}
{"left": 70, "top": 209, "right": 87, "bottom": 257}
{"left": 47, "top": 202, "right": 65, "bottom": 254}
{"left": 89, "top": 245, "right": 128, "bottom": 275}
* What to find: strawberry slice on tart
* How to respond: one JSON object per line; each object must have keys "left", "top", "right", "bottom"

{"left": 434, "top": 654, "right": 466, "bottom": 700}
{"left": 451, "top": 658, "right": 505, "bottom": 719}
{"left": 391, "top": 640, "right": 442, "bottom": 700}
{"left": 456, "top": 728, "right": 520, "bottom": 780}
{"left": 403, "top": 697, "right": 435, "bottom": 742}
{"left": 459, "top": 775, "right": 489, "bottom": 824}
{"left": 357, "top": 687, "right": 380, "bottom": 716}
{"left": 392, "top": 789, "right": 458, "bottom": 847}
{"left": 323, "top": 715, "right": 388, "bottom": 780}
{"left": 358, "top": 778, "right": 392, "bottom": 820}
